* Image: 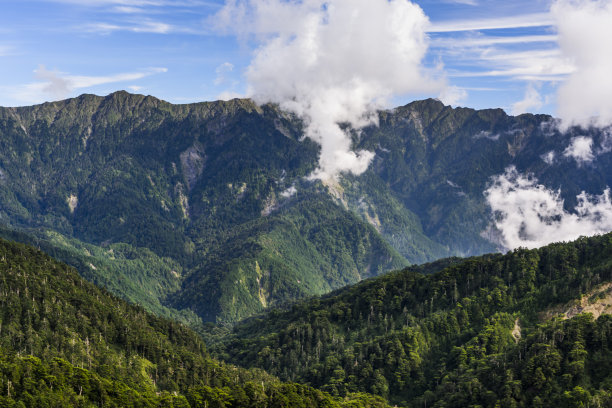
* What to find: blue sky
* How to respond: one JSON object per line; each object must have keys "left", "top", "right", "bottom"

{"left": 0, "top": 0, "right": 579, "bottom": 114}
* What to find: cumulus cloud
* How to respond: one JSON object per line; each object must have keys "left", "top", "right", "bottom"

{"left": 215, "top": 0, "right": 444, "bottom": 179}
{"left": 563, "top": 136, "right": 594, "bottom": 165}
{"left": 511, "top": 83, "right": 543, "bottom": 115}
{"left": 552, "top": 0, "right": 612, "bottom": 128}
{"left": 485, "top": 166, "right": 612, "bottom": 249}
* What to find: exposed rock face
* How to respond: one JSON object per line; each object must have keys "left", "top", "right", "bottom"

{"left": 180, "top": 143, "right": 206, "bottom": 191}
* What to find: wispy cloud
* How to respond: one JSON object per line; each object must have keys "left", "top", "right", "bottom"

{"left": 447, "top": 48, "right": 574, "bottom": 80}
{"left": 40, "top": 0, "right": 215, "bottom": 7}
{"left": 112, "top": 5, "right": 144, "bottom": 13}
{"left": 6, "top": 65, "right": 167, "bottom": 105}
{"left": 431, "top": 34, "right": 557, "bottom": 48}
{"left": 83, "top": 20, "right": 173, "bottom": 34}
{"left": 0, "top": 45, "right": 13, "bottom": 57}
{"left": 428, "top": 13, "right": 553, "bottom": 32}
{"left": 443, "top": 0, "right": 478, "bottom": 5}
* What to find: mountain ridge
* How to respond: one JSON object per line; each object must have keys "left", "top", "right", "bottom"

{"left": 213, "top": 232, "right": 612, "bottom": 406}
{"left": 0, "top": 91, "right": 610, "bottom": 323}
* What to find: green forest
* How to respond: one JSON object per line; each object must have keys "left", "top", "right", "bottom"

{"left": 1, "top": 92, "right": 610, "bottom": 324}
{"left": 215, "top": 233, "right": 612, "bottom": 407}
{"left": 0, "top": 238, "right": 390, "bottom": 407}
{"left": 0, "top": 93, "right": 610, "bottom": 407}
{"left": 0, "top": 227, "right": 611, "bottom": 407}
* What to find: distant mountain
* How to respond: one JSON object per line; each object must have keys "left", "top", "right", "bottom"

{"left": 0, "top": 92, "right": 610, "bottom": 323}
{"left": 0, "top": 237, "right": 390, "bottom": 407}
{"left": 214, "top": 233, "right": 612, "bottom": 407}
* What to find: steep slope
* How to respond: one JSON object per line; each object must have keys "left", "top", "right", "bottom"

{"left": 0, "top": 237, "right": 391, "bottom": 407}
{"left": 171, "top": 192, "right": 406, "bottom": 322}
{"left": 0, "top": 225, "right": 201, "bottom": 327}
{"left": 0, "top": 92, "right": 611, "bottom": 323}
{"left": 357, "top": 99, "right": 612, "bottom": 255}
{"left": 215, "top": 233, "right": 612, "bottom": 406}
{"left": 0, "top": 92, "right": 403, "bottom": 322}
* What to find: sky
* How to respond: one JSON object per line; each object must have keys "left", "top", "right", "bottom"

{"left": 0, "top": 0, "right": 584, "bottom": 115}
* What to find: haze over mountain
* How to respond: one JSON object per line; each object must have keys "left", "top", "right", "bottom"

{"left": 0, "top": 91, "right": 610, "bottom": 325}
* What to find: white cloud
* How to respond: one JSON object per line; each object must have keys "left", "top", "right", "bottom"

{"left": 599, "top": 128, "right": 612, "bottom": 154}
{"left": 35, "top": 65, "right": 72, "bottom": 99}
{"left": 214, "top": 62, "right": 234, "bottom": 85}
{"left": 428, "top": 13, "right": 553, "bottom": 33}
{"left": 280, "top": 185, "right": 297, "bottom": 198}
{"left": 444, "top": 0, "right": 478, "bottom": 5}
{"left": 438, "top": 85, "right": 467, "bottom": 106}
{"left": 42, "top": 0, "right": 213, "bottom": 7}
{"left": 84, "top": 20, "right": 173, "bottom": 34}
{"left": 215, "top": 0, "right": 444, "bottom": 179}
{"left": 485, "top": 166, "right": 612, "bottom": 249}
{"left": 430, "top": 34, "right": 558, "bottom": 48}
{"left": 511, "top": 83, "right": 543, "bottom": 115}
{"left": 8, "top": 65, "right": 167, "bottom": 104}
{"left": 112, "top": 5, "right": 143, "bottom": 13}
{"left": 449, "top": 48, "right": 574, "bottom": 81}
{"left": 552, "top": 0, "right": 612, "bottom": 129}
{"left": 541, "top": 150, "right": 555, "bottom": 165}
{"left": 563, "top": 136, "right": 594, "bottom": 165}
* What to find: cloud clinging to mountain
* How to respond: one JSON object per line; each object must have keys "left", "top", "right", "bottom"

{"left": 485, "top": 166, "right": 612, "bottom": 249}
{"left": 215, "top": 0, "right": 444, "bottom": 179}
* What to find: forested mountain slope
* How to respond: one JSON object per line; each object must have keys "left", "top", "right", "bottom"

{"left": 0, "top": 92, "right": 610, "bottom": 323}
{"left": 215, "top": 233, "right": 612, "bottom": 407}
{"left": 0, "top": 237, "right": 390, "bottom": 407}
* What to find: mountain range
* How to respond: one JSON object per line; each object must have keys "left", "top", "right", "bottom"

{"left": 0, "top": 92, "right": 611, "bottom": 407}
{"left": 214, "top": 232, "right": 612, "bottom": 406}
{"left": 0, "top": 91, "right": 610, "bottom": 324}
{"left": 0, "top": 236, "right": 390, "bottom": 407}
{"left": 0, "top": 224, "right": 610, "bottom": 407}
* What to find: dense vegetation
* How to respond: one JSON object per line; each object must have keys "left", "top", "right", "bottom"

{"left": 215, "top": 233, "right": 612, "bottom": 407}
{"left": 1, "top": 92, "right": 610, "bottom": 323}
{"left": 0, "top": 237, "right": 393, "bottom": 407}
{"left": 0, "top": 92, "right": 404, "bottom": 323}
